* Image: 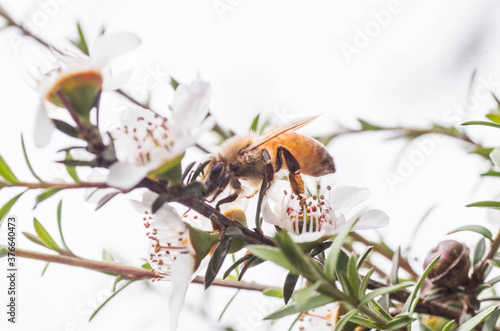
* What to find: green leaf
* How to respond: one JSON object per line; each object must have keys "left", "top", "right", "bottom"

{"left": 223, "top": 254, "right": 253, "bottom": 279}
{"left": 359, "top": 268, "right": 375, "bottom": 298}
{"left": 390, "top": 247, "right": 400, "bottom": 285}
{"left": 53, "top": 119, "right": 80, "bottom": 138}
{"left": 481, "top": 170, "right": 500, "bottom": 177}
{"left": 0, "top": 155, "right": 18, "bottom": 183}
{"left": 33, "top": 218, "right": 61, "bottom": 252}
{"left": 170, "top": 77, "right": 179, "bottom": 90}
{"left": 254, "top": 178, "right": 267, "bottom": 232}
{"left": 95, "top": 192, "right": 120, "bottom": 211}
{"left": 482, "top": 309, "right": 500, "bottom": 331}
{"left": 448, "top": 224, "right": 493, "bottom": 240}
{"left": 65, "top": 151, "right": 80, "bottom": 182}
{"left": 35, "top": 187, "right": 62, "bottom": 207}
{"left": 218, "top": 290, "right": 239, "bottom": 321}
{"left": 334, "top": 309, "right": 359, "bottom": 331}
{"left": 462, "top": 121, "right": 500, "bottom": 129}
{"left": 360, "top": 281, "right": 413, "bottom": 305}
{"left": 358, "top": 119, "right": 383, "bottom": 131}
{"left": 262, "top": 288, "right": 283, "bottom": 298}
{"left": 102, "top": 249, "right": 115, "bottom": 262}
{"left": 284, "top": 272, "right": 299, "bottom": 304}
{"left": 349, "top": 315, "right": 382, "bottom": 329}
{"left": 89, "top": 281, "right": 134, "bottom": 321}
{"left": 41, "top": 262, "right": 50, "bottom": 276}
{"left": 189, "top": 160, "right": 209, "bottom": 183}
{"left": 205, "top": 238, "right": 232, "bottom": 289}
{"left": 0, "top": 247, "right": 8, "bottom": 258}
{"left": 325, "top": 219, "right": 357, "bottom": 279}
{"left": 356, "top": 246, "right": 372, "bottom": 270}
{"left": 441, "top": 320, "right": 454, "bottom": 331}
{"left": 75, "top": 22, "right": 89, "bottom": 55}
{"left": 474, "top": 238, "right": 487, "bottom": 266}
{"left": 247, "top": 245, "right": 300, "bottom": 274}
{"left": 56, "top": 200, "right": 75, "bottom": 255}
{"left": 457, "top": 306, "right": 498, "bottom": 331}
{"left": 23, "top": 232, "right": 50, "bottom": 248}
{"left": 486, "top": 113, "right": 500, "bottom": 124}
{"left": 402, "top": 255, "right": 440, "bottom": 314}
{"left": 141, "top": 261, "right": 152, "bottom": 270}
{"left": 21, "top": 134, "right": 42, "bottom": 182}
{"left": 264, "top": 293, "right": 334, "bottom": 320}
{"left": 250, "top": 114, "right": 260, "bottom": 132}
{"left": 471, "top": 147, "right": 495, "bottom": 157}
{"left": 346, "top": 254, "right": 361, "bottom": 297}
{"left": 238, "top": 256, "right": 263, "bottom": 281}
{"left": 0, "top": 191, "right": 25, "bottom": 227}
{"left": 489, "top": 259, "right": 500, "bottom": 268}
{"left": 384, "top": 315, "right": 416, "bottom": 330}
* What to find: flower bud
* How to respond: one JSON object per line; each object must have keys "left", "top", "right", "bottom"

{"left": 423, "top": 240, "right": 471, "bottom": 288}
{"left": 46, "top": 70, "right": 103, "bottom": 122}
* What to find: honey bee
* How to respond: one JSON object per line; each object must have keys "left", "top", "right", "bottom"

{"left": 202, "top": 115, "right": 336, "bottom": 209}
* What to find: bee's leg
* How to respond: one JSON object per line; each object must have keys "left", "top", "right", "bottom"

{"left": 208, "top": 174, "right": 232, "bottom": 203}
{"left": 276, "top": 145, "right": 305, "bottom": 195}
{"left": 215, "top": 193, "right": 239, "bottom": 211}
{"left": 261, "top": 149, "right": 275, "bottom": 194}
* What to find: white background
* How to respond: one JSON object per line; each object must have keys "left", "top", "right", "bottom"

{"left": 1, "top": 0, "right": 500, "bottom": 330}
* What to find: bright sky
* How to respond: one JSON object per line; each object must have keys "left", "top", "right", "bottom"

{"left": 1, "top": 0, "right": 500, "bottom": 330}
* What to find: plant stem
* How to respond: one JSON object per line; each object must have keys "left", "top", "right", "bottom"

{"left": 1, "top": 180, "right": 109, "bottom": 190}
{"left": 351, "top": 232, "right": 419, "bottom": 279}
{"left": 8, "top": 246, "right": 272, "bottom": 292}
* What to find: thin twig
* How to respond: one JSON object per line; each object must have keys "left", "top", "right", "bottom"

{"left": 9, "top": 247, "right": 272, "bottom": 291}
{"left": 1, "top": 180, "right": 109, "bottom": 190}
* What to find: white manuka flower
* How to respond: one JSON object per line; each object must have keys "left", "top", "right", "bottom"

{"left": 131, "top": 192, "right": 198, "bottom": 331}
{"left": 34, "top": 32, "right": 141, "bottom": 147}
{"left": 262, "top": 181, "right": 389, "bottom": 243}
{"left": 107, "top": 80, "right": 214, "bottom": 190}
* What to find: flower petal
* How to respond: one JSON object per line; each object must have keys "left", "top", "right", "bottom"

{"left": 171, "top": 80, "right": 211, "bottom": 127}
{"left": 106, "top": 161, "right": 149, "bottom": 189}
{"left": 262, "top": 198, "right": 280, "bottom": 226}
{"left": 329, "top": 186, "right": 371, "bottom": 215}
{"left": 351, "top": 209, "right": 390, "bottom": 231}
{"left": 490, "top": 147, "right": 500, "bottom": 168}
{"left": 33, "top": 102, "right": 55, "bottom": 147}
{"left": 91, "top": 32, "right": 142, "bottom": 70}
{"left": 102, "top": 69, "right": 133, "bottom": 91}
{"left": 289, "top": 230, "right": 326, "bottom": 243}
{"left": 169, "top": 254, "right": 195, "bottom": 331}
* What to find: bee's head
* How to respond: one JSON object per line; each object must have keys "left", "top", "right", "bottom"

{"left": 202, "top": 158, "right": 228, "bottom": 196}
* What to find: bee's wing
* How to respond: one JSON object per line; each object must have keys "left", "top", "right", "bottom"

{"left": 247, "top": 114, "right": 320, "bottom": 151}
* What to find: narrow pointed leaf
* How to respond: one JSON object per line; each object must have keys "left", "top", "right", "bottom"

{"left": 23, "top": 232, "right": 50, "bottom": 248}
{"left": 456, "top": 306, "right": 498, "bottom": 331}
{"left": 238, "top": 256, "right": 262, "bottom": 281}
{"left": 462, "top": 121, "right": 500, "bottom": 129}
{"left": 402, "top": 255, "right": 440, "bottom": 313}
{"left": 264, "top": 293, "right": 333, "bottom": 320}
{"left": 218, "top": 290, "right": 239, "bottom": 321}
{"left": 349, "top": 315, "right": 382, "bottom": 329}
{"left": 384, "top": 315, "right": 416, "bottom": 330}
{"left": 474, "top": 238, "right": 486, "bottom": 266}
{"left": 263, "top": 288, "right": 283, "bottom": 298}
{"left": 250, "top": 114, "right": 260, "bottom": 132}
{"left": 56, "top": 201, "right": 75, "bottom": 255}
{"left": 284, "top": 272, "right": 299, "bottom": 304}
{"left": 448, "top": 224, "right": 492, "bottom": 240}
{"left": 357, "top": 246, "right": 373, "bottom": 270}
{"left": 334, "top": 309, "right": 359, "bottom": 331}
{"left": 223, "top": 254, "right": 253, "bottom": 279}
{"left": 35, "top": 187, "right": 62, "bottom": 207}
{"left": 205, "top": 238, "right": 232, "bottom": 289}
{"left": 0, "top": 155, "right": 18, "bottom": 183}
{"left": 0, "top": 191, "right": 25, "bottom": 227}
{"left": 247, "top": 245, "right": 299, "bottom": 274}
{"left": 21, "top": 134, "right": 42, "bottom": 182}
{"left": 390, "top": 247, "right": 400, "bottom": 285}
{"left": 65, "top": 151, "right": 80, "bottom": 182}
{"left": 325, "top": 219, "right": 357, "bottom": 279}
{"left": 33, "top": 218, "right": 61, "bottom": 251}
{"left": 482, "top": 309, "right": 500, "bottom": 331}
{"left": 95, "top": 192, "right": 120, "bottom": 211}
{"left": 360, "top": 281, "right": 414, "bottom": 305}
{"left": 89, "top": 281, "right": 134, "bottom": 321}
{"left": 441, "top": 320, "right": 454, "bottom": 331}
{"left": 53, "top": 119, "right": 80, "bottom": 138}
{"left": 0, "top": 247, "right": 8, "bottom": 258}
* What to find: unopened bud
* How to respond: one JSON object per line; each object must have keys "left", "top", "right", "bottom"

{"left": 424, "top": 240, "right": 471, "bottom": 288}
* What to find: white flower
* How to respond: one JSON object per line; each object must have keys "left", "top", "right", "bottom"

{"left": 107, "top": 80, "right": 214, "bottom": 189}
{"left": 262, "top": 181, "right": 389, "bottom": 243}
{"left": 298, "top": 302, "right": 344, "bottom": 330}
{"left": 34, "top": 32, "right": 141, "bottom": 147}
{"left": 131, "top": 191, "right": 196, "bottom": 331}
